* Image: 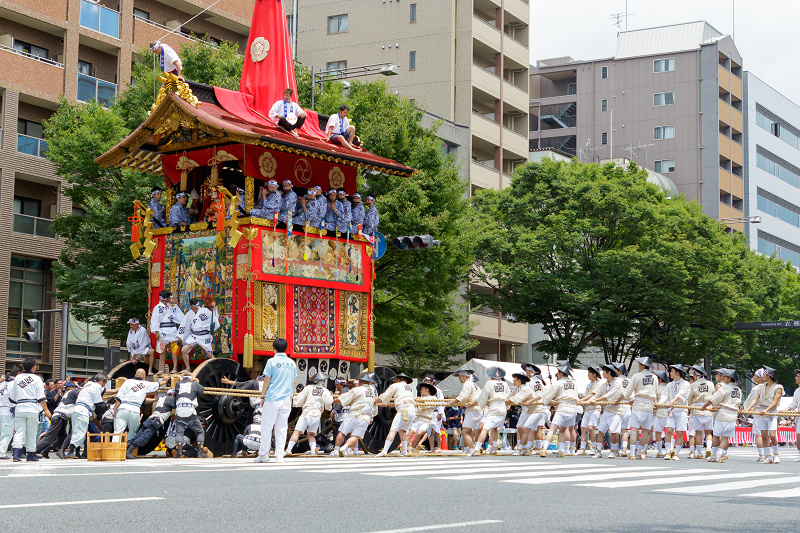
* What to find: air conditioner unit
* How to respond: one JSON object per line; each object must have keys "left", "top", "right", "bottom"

{"left": 0, "top": 34, "right": 13, "bottom": 48}
{"left": 165, "top": 20, "right": 181, "bottom": 31}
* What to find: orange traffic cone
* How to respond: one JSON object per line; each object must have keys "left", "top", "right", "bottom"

{"left": 440, "top": 430, "right": 448, "bottom": 451}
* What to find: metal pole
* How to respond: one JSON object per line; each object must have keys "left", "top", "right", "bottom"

{"left": 311, "top": 66, "right": 315, "bottom": 109}
{"left": 292, "top": 0, "right": 298, "bottom": 61}
{"left": 60, "top": 302, "right": 69, "bottom": 382}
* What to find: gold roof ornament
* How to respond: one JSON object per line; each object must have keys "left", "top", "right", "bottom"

{"left": 149, "top": 71, "right": 201, "bottom": 116}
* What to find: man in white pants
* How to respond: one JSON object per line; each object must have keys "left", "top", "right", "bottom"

{"left": 624, "top": 356, "right": 658, "bottom": 460}
{"left": 446, "top": 370, "right": 481, "bottom": 455}
{"left": 286, "top": 372, "right": 333, "bottom": 456}
{"left": 0, "top": 369, "right": 19, "bottom": 459}
{"left": 68, "top": 373, "right": 108, "bottom": 459}
{"left": 9, "top": 358, "right": 50, "bottom": 462}
{"left": 375, "top": 373, "right": 416, "bottom": 457}
{"left": 687, "top": 365, "right": 714, "bottom": 459}
{"left": 662, "top": 364, "right": 691, "bottom": 461}
{"left": 113, "top": 368, "right": 166, "bottom": 440}
{"left": 255, "top": 338, "right": 297, "bottom": 463}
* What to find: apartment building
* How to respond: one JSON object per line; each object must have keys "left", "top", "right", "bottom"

{"left": 743, "top": 73, "right": 800, "bottom": 264}
{"left": 530, "top": 21, "right": 748, "bottom": 231}
{"left": 0, "top": 0, "right": 251, "bottom": 378}
{"left": 292, "top": 0, "right": 531, "bottom": 363}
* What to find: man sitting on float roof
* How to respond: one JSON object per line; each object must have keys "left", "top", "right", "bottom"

{"left": 326, "top": 104, "right": 361, "bottom": 152}
{"left": 269, "top": 88, "right": 307, "bottom": 139}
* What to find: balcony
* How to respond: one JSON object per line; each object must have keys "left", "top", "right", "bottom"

{"left": 503, "top": 80, "right": 529, "bottom": 112}
{"left": 17, "top": 134, "right": 48, "bottom": 158}
{"left": 77, "top": 73, "right": 117, "bottom": 108}
{"left": 473, "top": 16, "right": 501, "bottom": 51}
{"left": 503, "top": 33, "right": 529, "bottom": 67}
{"left": 80, "top": 0, "right": 120, "bottom": 39}
{"left": 472, "top": 64, "right": 501, "bottom": 99}
{"left": 0, "top": 45, "right": 64, "bottom": 99}
{"left": 469, "top": 312, "right": 528, "bottom": 343}
{"left": 471, "top": 161, "right": 501, "bottom": 190}
{"left": 13, "top": 214, "right": 56, "bottom": 238}
{"left": 502, "top": 127, "right": 529, "bottom": 157}
{"left": 718, "top": 64, "right": 730, "bottom": 93}
{"left": 504, "top": 0, "right": 530, "bottom": 22}
{"left": 472, "top": 113, "right": 502, "bottom": 146}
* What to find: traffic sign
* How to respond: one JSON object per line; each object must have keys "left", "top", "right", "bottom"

{"left": 371, "top": 232, "right": 386, "bottom": 260}
{"left": 733, "top": 320, "right": 800, "bottom": 330}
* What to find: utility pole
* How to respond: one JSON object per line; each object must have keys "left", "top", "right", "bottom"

{"left": 29, "top": 303, "right": 70, "bottom": 381}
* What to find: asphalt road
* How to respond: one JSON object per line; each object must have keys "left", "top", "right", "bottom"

{"left": 1, "top": 448, "right": 798, "bottom": 532}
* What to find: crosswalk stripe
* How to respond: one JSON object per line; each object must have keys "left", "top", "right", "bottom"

{"left": 656, "top": 476, "right": 800, "bottom": 494}
{"left": 501, "top": 467, "right": 715, "bottom": 485}
{"left": 432, "top": 464, "right": 618, "bottom": 481}
{"left": 305, "top": 462, "right": 514, "bottom": 476}
{"left": 741, "top": 486, "right": 800, "bottom": 498}
{"left": 579, "top": 471, "right": 780, "bottom": 489}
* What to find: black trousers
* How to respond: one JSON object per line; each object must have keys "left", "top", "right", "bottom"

{"left": 128, "top": 418, "right": 161, "bottom": 449}
{"left": 278, "top": 115, "right": 305, "bottom": 131}
{"left": 36, "top": 415, "right": 68, "bottom": 453}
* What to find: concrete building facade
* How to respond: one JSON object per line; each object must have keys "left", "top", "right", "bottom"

{"left": 530, "top": 22, "right": 747, "bottom": 231}
{"left": 293, "top": 0, "right": 531, "bottom": 363}
{"left": 743, "top": 73, "right": 800, "bottom": 264}
{"left": 0, "top": 0, "right": 251, "bottom": 378}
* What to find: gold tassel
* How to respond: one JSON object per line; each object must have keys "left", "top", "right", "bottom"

{"left": 243, "top": 334, "right": 254, "bottom": 369}
{"left": 130, "top": 242, "right": 141, "bottom": 260}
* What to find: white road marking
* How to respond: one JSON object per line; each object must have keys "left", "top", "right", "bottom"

{"left": 579, "top": 471, "right": 779, "bottom": 488}
{"left": 742, "top": 486, "right": 800, "bottom": 498}
{"left": 502, "top": 467, "right": 716, "bottom": 485}
{"left": 362, "top": 519, "right": 504, "bottom": 533}
{"left": 432, "top": 464, "right": 619, "bottom": 481}
{"left": 0, "top": 497, "right": 163, "bottom": 509}
{"left": 657, "top": 476, "right": 800, "bottom": 494}
{"left": 305, "top": 461, "right": 511, "bottom": 475}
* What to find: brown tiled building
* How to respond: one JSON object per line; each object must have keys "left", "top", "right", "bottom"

{"left": 0, "top": 0, "right": 251, "bottom": 378}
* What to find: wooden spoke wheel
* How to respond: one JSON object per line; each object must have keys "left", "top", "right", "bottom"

{"left": 361, "top": 366, "right": 398, "bottom": 454}
{"left": 192, "top": 358, "right": 254, "bottom": 457}
{"left": 107, "top": 360, "right": 149, "bottom": 381}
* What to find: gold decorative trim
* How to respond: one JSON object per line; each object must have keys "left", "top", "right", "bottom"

{"left": 339, "top": 291, "right": 368, "bottom": 359}
{"left": 254, "top": 282, "right": 286, "bottom": 351}
{"left": 150, "top": 262, "right": 162, "bottom": 287}
{"left": 245, "top": 176, "right": 255, "bottom": 213}
{"left": 189, "top": 222, "right": 209, "bottom": 231}
{"left": 165, "top": 187, "right": 174, "bottom": 225}
{"left": 151, "top": 227, "right": 174, "bottom": 236}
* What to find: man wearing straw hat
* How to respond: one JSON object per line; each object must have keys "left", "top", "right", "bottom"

{"left": 585, "top": 363, "right": 623, "bottom": 458}
{"left": 331, "top": 372, "right": 379, "bottom": 457}
{"left": 506, "top": 372, "right": 533, "bottom": 455}
{"left": 662, "top": 364, "right": 691, "bottom": 460}
{"left": 470, "top": 367, "right": 511, "bottom": 456}
{"left": 687, "top": 365, "right": 715, "bottom": 459}
{"left": 446, "top": 369, "right": 481, "bottom": 455}
{"left": 538, "top": 363, "right": 579, "bottom": 458}
{"left": 700, "top": 368, "right": 741, "bottom": 463}
{"left": 286, "top": 372, "right": 333, "bottom": 456}
{"left": 577, "top": 366, "right": 604, "bottom": 456}
{"left": 521, "top": 365, "right": 551, "bottom": 455}
{"left": 746, "top": 366, "right": 785, "bottom": 464}
{"left": 780, "top": 369, "right": 800, "bottom": 462}
{"left": 625, "top": 356, "right": 658, "bottom": 460}
{"left": 375, "top": 373, "right": 416, "bottom": 457}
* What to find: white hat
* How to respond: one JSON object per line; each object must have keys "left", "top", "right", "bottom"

{"left": 127, "top": 317, "right": 140, "bottom": 325}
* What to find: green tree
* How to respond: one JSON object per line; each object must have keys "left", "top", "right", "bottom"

{"left": 390, "top": 303, "right": 478, "bottom": 378}
{"left": 469, "top": 158, "right": 763, "bottom": 367}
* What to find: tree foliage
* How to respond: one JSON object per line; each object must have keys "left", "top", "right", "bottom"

{"left": 470, "top": 158, "right": 793, "bottom": 375}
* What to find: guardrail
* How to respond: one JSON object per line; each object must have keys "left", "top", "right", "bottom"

{"left": 13, "top": 213, "right": 56, "bottom": 238}
{"left": 17, "top": 134, "right": 48, "bottom": 158}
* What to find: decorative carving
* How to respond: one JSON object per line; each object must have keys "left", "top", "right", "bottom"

{"left": 294, "top": 159, "right": 312, "bottom": 185}
{"left": 150, "top": 262, "right": 162, "bottom": 287}
{"left": 149, "top": 71, "right": 200, "bottom": 116}
{"left": 259, "top": 151, "right": 277, "bottom": 178}
{"left": 254, "top": 282, "right": 286, "bottom": 351}
{"left": 339, "top": 291, "right": 368, "bottom": 358}
{"left": 245, "top": 176, "right": 255, "bottom": 213}
{"left": 165, "top": 186, "right": 174, "bottom": 225}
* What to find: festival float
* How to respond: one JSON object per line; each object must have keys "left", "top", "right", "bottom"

{"left": 95, "top": 0, "right": 413, "bottom": 455}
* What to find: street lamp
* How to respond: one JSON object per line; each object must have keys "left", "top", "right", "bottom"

{"left": 311, "top": 62, "right": 400, "bottom": 108}
{"left": 718, "top": 216, "right": 761, "bottom": 224}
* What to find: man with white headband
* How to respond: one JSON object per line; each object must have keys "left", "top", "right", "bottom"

{"left": 250, "top": 180, "right": 281, "bottom": 219}
{"left": 169, "top": 191, "right": 193, "bottom": 227}
{"left": 125, "top": 317, "right": 154, "bottom": 370}
{"left": 150, "top": 40, "right": 183, "bottom": 79}
{"left": 149, "top": 188, "right": 166, "bottom": 227}
{"left": 269, "top": 88, "right": 307, "bottom": 138}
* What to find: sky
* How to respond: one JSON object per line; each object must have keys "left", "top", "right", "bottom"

{"left": 530, "top": 0, "right": 800, "bottom": 103}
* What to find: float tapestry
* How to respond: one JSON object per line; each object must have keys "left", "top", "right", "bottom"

{"left": 292, "top": 285, "right": 337, "bottom": 355}
{"left": 261, "top": 231, "right": 364, "bottom": 284}
{"left": 166, "top": 230, "right": 233, "bottom": 356}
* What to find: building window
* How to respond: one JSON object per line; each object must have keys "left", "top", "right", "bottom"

{"left": 654, "top": 92, "right": 675, "bottom": 106}
{"left": 328, "top": 14, "right": 348, "bottom": 34}
{"left": 133, "top": 7, "right": 149, "bottom": 20}
{"left": 7, "top": 257, "right": 47, "bottom": 357}
{"left": 655, "top": 159, "right": 675, "bottom": 173}
{"left": 756, "top": 150, "right": 800, "bottom": 188}
{"left": 13, "top": 197, "right": 41, "bottom": 217}
{"left": 326, "top": 60, "right": 347, "bottom": 73}
{"left": 209, "top": 37, "right": 222, "bottom": 47}
{"left": 601, "top": 99, "right": 608, "bottom": 112}
{"left": 654, "top": 125, "right": 675, "bottom": 140}
{"left": 410, "top": 4, "right": 417, "bottom": 22}
{"left": 13, "top": 39, "right": 48, "bottom": 59}
{"left": 757, "top": 194, "right": 800, "bottom": 227}
{"left": 601, "top": 132, "right": 608, "bottom": 145}
{"left": 409, "top": 51, "right": 416, "bottom": 70}
{"left": 653, "top": 58, "right": 675, "bottom": 72}
{"left": 757, "top": 235, "right": 800, "bottom": 266}
{"left": 18, "top": 119, "right": 44, "bottom": 139}
{"left": 601, "top": 66, "right": 608, "bottom": 79}
{"left": 78, "top": 60, "right": 92, "bottom": 76}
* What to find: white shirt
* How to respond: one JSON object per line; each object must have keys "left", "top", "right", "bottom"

{"left": 9, "top": 372, "right": 45, "bottom": 414}
{"left": 293, "top": 384, "right": 334, "bottom": 418}
{"left": 75, "top": 381, "right": 105, "bottom": 416}
{"left": 160, "top": 43, "right": 182, "bottom": 73}
{"left": 0, "top": 380, "right": 14, "bottom": 415}
{"left": 150, "top": 301, "right": 185, "bottom": 336}
{"left": 326, "top": 113, "right": 350, "bottom": 137}
{"left": 125, "top": 327, "right": 151, "bottom": 355}
{"left": 787, "top": 387, "right": 800, "bottom": 412}
{"left": 116, "top": 378, "right": 161, "bottom": 413}
{"left": 269, "top": 99, "right": 303, "bottom": 121}
{"left": 667, "top": 378, "right": 691, "bottom": 412}
{"left": 179, "top": 306, "right": 220, "bottom": 342}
